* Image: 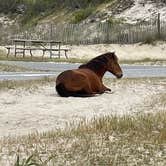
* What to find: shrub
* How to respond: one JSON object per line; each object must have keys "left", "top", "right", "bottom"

{"left": 72, "top": 7, "right": 94, "bottom": 24}
{"left": 0, "top": 0, "right": 18, "bottom": 13}
{"left": 141, "top": 36, "right": 156, "bottom": 45}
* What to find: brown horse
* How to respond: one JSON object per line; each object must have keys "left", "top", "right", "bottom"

{"left": 56, "top": 52, "right": 123, "bottom": 97}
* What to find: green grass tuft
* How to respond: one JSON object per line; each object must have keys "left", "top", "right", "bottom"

{"left": 72, "top": 7, "right": 95, "bottom": 24}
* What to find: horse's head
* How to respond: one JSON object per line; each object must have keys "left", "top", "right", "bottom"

{"left": 79, "top": 52, "right": 123, "bottom": 78}
{"left": 106, "top": 52, "right": 123, "bottom": 78}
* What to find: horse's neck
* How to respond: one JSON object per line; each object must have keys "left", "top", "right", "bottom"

{"left": 80, "top": 60, "right": 107, "bottom": 78}
{"left": 93, "top": 68, "right": 107, "bottom": 78}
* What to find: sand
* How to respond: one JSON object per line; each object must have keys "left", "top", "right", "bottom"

{"left": 115, "top": 0, "right": 166, "bottom": 24}
{"left": 0, "top": 78, "right": 165, "bottom": 138}
{"left": 69, "top": 43, "right": 166, "bottom": 60}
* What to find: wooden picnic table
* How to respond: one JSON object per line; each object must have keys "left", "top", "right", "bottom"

{"left": 5, "top": 39, "right": 69, "bottom": 59}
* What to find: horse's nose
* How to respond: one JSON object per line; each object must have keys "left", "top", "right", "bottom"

{"left": 117, "top": 73, "right": 123, "bottom": 79}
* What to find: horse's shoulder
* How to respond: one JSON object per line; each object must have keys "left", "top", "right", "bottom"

{"left": 77, "top": 68, "right": 99, "bottom": 78}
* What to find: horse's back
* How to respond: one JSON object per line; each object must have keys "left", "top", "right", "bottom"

{"left": 56, "top": 69, "right": 87, "bottom": 84}
{"left": 56, "top": 68, "right": 102, "bottom": 93}
{"left": 56, "top": 69, "right": 89, "bottom": 91}
{"left": 56, "top": 68, "right": 100, "bottom": 83}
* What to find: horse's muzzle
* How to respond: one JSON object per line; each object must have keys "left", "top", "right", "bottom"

{"left": 116, "top": 73, "right": 123, "bottom": 79}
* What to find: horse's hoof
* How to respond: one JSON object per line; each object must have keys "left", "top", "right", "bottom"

{"left": 105, "top": 91, "right": 114, "bottom": 94}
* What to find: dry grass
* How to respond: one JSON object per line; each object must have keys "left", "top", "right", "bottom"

{"left": 0, "top": 77, "right": 165, "bottom": 165}
{"left": 0, "top": 111, "right": 166, "bottom": 165}
{"left": 0, "top": 77, "right": 54, "bottom": 90}
{"left": 0, "top": 63, "right": 33, "bottom": 72}
{"left": 0, "top": 53, "right": 87, "bottom": 63}
{"left": 1, "top": 52, "right": 166, "bottom": 65}
{"left": 120, "top": 58, "right": 166, "bottom": 65}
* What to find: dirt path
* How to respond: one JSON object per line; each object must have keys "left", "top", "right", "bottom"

{"left": 0, "top": 78, "right": 165, "bottom": 137}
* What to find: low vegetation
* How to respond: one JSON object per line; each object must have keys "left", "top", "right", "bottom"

{"left": 0, "top": 76, "right": 54, "bottom": 90}
{"left": 72, "top": 7, "right": 95, "bottom": 24}
{"left": 0, "top": 53, "right": 88, "bottom": 63}
{"left": 0, "top": 111, "right": 165, "bottom": 165}
{"left": 0, "top": 63, "right": 32, "bottom": 72}
{"left": 120, "top": 58, "right": 166, "bottom": 65}
{"left": 0, "top": 0, "right": 114, "bottom": 24}
{"left": 1, "top": 51, "right": 166, "bottom": 65}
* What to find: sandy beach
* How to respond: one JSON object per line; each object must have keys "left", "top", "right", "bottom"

{"left": 0, "top": 78, "right": 165, "bottom": 138}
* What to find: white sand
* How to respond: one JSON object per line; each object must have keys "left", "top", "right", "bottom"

{"left": 115, "top": 0, "right": 166, "bottom": 23}
{"left": 69, "top": 43, "right": 166, "bottom": 60}
{"left": 0, "top": 79, "right": 165, "bottom": 138}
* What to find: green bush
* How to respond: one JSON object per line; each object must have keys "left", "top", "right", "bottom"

{"left": 72, "top": 7, "right": 94, "bottom": 23}
{"left": 0, "top": 0, "right": 113, "bottom": 14}
{"left": 65, "top": 0, "right": 110, "bottom": 9}
{"left": 0, "top": 0, "right": 114, "bottom": 24}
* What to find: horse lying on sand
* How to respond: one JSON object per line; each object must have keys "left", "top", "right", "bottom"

{"left": 56, "top": 52, "right": 123, "bottom": 97}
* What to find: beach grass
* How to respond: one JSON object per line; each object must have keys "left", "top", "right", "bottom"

{"left": 0, "top": 111, "right": 165, "bottom": 165}
{"left": 0, "top": 53, "right": 87, "bottom": 63}
{"left": 0, "top": 77, "right": 55, "bottom": 90}
{"left": 0, "top": 63, "right": 34, "bottom": 72}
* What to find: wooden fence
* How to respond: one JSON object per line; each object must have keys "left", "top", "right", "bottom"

{"left": 2, "top": 14, "right": 166, "bottom": 45}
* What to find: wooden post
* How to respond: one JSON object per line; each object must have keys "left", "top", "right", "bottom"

{"left": 58, "top": 42, "right": 61, "bottom": 59}
{"left": 157, "top": 13, "right": 161, "bottom": 39}
{"left": 14, "top": 41, "right": 16, "bottom": 58}
{"left": 106, "top": 22, "right": 110, "bottom": 43}
{"left": 50, "top": 24, "right": 53, "bottom": 40}
{"left": 23, "top": 41, "right": 25, "bottom": 58}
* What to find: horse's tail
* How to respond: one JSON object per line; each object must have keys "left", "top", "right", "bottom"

{"left": 56, "top": 83, "right": 94, "bottom": 97}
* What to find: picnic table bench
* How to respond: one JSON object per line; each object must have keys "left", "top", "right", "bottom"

{"left": 5, "top": 39, "right": 70, "bottom": 59}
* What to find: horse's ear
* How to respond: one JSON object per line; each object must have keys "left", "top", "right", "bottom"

{"left": 111, "top": 52, "right": 118, "bottom": 61}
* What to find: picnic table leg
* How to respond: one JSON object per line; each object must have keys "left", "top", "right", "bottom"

{"left": 49, "top": 43, "right": 52, "bottom": 59}
{"left": 14, "top": 42, "right": 16, "bottom": 57}
{"left": 6, "top": 48, "right": 10, "bottom": 58}
{"left": 58, "top": 43, "right": 61, "bottom": 58}
{"left": 23, "top": 41, "right": 25, "bottom": 58}
{"left": 64, "top": 50, "right": 68, "bottom": 59}
{"left": 30, "top": 50, "right": 33, "bottom": 59}
{"left": 42, "top": 50, "right": 46, "bottom": 60}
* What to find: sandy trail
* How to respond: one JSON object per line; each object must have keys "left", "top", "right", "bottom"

{"left": 0, "top": 78, "right": 165, "bottom": 138}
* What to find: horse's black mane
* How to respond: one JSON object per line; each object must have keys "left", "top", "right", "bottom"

{"left": 79, "top": 52, "right": 115, "bottom": 71}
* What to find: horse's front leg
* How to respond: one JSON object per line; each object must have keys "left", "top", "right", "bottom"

{"left": 102, "top": 85, "right": 111, "bottom": 92}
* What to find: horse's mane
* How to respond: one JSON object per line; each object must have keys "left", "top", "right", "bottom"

{"left": 79, "top": 52, "right": 115, "bottom": 71}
